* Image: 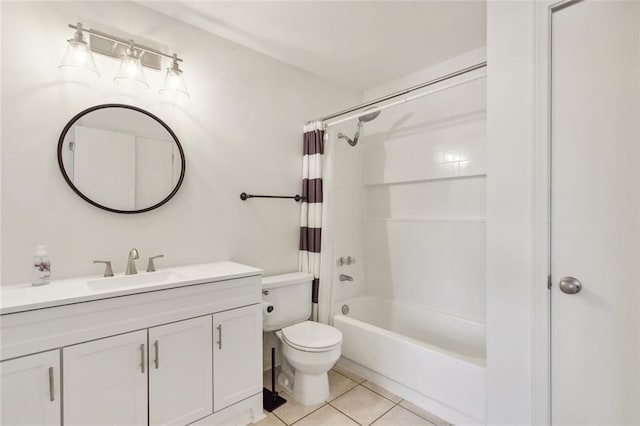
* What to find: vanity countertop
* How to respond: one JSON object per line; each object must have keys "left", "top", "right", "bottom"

{"left": 0, "top": 261, "right": 262, "bottom": 315}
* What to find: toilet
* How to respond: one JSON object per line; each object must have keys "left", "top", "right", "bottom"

{"left": 262, "top": 272, "right": 342, "bottom": 406}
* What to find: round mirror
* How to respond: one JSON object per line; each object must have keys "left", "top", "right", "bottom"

{"left": 58, "top": 104, "right": 185, "bottom": 214}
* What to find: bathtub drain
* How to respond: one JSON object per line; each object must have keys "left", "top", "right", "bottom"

{"left": 341, "top": 305, "right": 349, "bottom": 315}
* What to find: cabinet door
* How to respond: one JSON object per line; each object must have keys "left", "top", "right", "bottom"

{"left": 63, "top": 330, "right": 147, "bottom": 426}
{"left": 0, "top": 350, "right": 60, "bottom": 425}
{"left": 213, "top": 304, "right": 262, "bottom": 411}
{"left": 149, "top": 316, "right": 213, "bottom": 426}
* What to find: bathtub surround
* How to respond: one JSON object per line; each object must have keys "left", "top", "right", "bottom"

{"left": 299, "top": 122, "right": 325, "bottom": 321}
{"left": 320, "top": 48, "right": 487, "bottom": 424}
{"left": 321, "top": 48, "right": 487, "bottom": 324}
{"left": 0, "top": 1, "right": 360, "bottom": 284}
{"left": 361, "top": 48, "right": 486, "bottom": 323}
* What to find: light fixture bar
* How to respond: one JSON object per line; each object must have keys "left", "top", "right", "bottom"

{"left": 62, "top": 22, "right": 189, "bottom": 99}
{"left": 89, "top": 34, "right": 162, "bottom": 70}
{"left": 67, "top": 23, "right": 183, "bottom": 70}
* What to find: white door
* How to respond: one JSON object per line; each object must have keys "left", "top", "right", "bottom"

{"left": 63, "top": 330, "right": 148, "bottom": 425}
{"left": 149, "top": 316, "right": 213, "bottom": 426}
{"left": 74, "top": 125, "right": 136, "bottom": 210}
{"left": 135, "top": 136, "right": 174, "bottom": 209}
{"left": 551, "top": 1, "right": 640, "bottom": 424}
{"left": 0, "top": 350, "right": 60, "bottom": 425}
{"left": 213, "top": 304, "right": 262, "bottom": 412}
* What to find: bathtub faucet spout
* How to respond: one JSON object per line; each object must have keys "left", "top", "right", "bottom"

{"left": 339, "top": 274, "right": 354, "bottom": 282}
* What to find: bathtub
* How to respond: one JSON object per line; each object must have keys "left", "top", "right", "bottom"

{"left": 333, "top": 296, "right": 486, "bottom": 424}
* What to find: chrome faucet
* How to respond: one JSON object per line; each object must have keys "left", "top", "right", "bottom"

{"left": 126, "top": 248, "right": 139, "bottom": 275}
{"left": 339, "top": 274, "right": 354, "bottom": 282}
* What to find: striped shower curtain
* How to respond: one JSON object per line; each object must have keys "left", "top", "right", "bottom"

{"left": 299, "top": 121, "right": 325, "bottom": 321}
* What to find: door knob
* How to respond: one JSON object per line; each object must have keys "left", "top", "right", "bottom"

{"left": 559, "top": 276, "right": 582, "bottom": 294}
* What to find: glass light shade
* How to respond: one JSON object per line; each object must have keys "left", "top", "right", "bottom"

{"left": 114, "top": 54, "right": 148, "bottom": 89}
{"left": 160, "top": 67, "right": 190, "bottom": 99}
{"left": 59, "top": 39, "right": 100, "bottom": 77}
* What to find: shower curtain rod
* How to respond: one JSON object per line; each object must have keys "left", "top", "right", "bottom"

{"left": 316, "top": 61, "right": 487, "bottom": 123}
{"left": 325, "top": 73, "right": 486, "bottom": 127}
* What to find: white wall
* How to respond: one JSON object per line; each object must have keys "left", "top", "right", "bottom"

{"left": 486, "top": 2, "right": 536, "bottom": 424}
{"left": 326, "top": 48, "right": 487, "bottom": 324}
{"left": 0, "top": 1, "right": 360, "bottom": 284}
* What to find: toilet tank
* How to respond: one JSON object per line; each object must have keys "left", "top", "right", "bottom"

{"left": 262, "top": 272, "right": 313, "bottom": 332}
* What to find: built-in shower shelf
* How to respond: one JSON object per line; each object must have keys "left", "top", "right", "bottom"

{"left": 364, "top": 216, "right": 486, "bottom": 223}
{"left": 363, "top": 172, "right": 487, "bottom": 187}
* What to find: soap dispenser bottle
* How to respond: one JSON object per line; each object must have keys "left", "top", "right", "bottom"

{"left": 32, "top": 244, "right": 51, "bottom": 286}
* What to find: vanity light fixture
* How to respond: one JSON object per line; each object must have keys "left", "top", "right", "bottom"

{"left": 59, "top": 23, "right": 100, "bottom": 77}
{"left": 160, "top": 54, "right": 190, "bottom": 99}
{"left": 60, "top": 22, "right": 188, "bottom": 98}
{"left": 114, "top": 41, "right": 149, "bottom": 89}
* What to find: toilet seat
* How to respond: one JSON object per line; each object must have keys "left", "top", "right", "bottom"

{"left": 281, "top": 321, "right": 342, "bottom": 353}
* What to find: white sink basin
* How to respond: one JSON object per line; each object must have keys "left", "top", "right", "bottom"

{"left": 87, "top": 270, "right": 185, "bottom": 291}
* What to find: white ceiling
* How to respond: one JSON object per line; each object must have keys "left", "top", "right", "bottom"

{"left": 140, "top": 1, "right": 486, "bottom": 92}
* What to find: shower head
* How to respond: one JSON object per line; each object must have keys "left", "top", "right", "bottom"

{"left": 358, "top": 109, "right": 381, "bottom": 123}
{"left": 338, "top": 108, "right": 380, "bottom": 147}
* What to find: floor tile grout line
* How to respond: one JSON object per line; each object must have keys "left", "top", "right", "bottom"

{"left": 326, "top": 380, "right": 360, "bottom": 403}
{"left": 271, "top": 409, "right": 289, "bottom": 425}
{"left": 328, "top": 384, "right": 398, "bottom": 426}
{"left": 286, "top": 402, "right": 328, "bottom": 425}
{"left": 327, "top": 401, "right": 365, "bottom": 425}
{"left": 331, "top": 368, "right": 403, "bottom": 405}
{"left": 368, "top": 400, "right": 401, "bottom": 425}
{"left": 331, "top": 367, "right": 366, "bottom": 384}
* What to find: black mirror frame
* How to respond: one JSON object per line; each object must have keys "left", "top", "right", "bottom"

{"left": 57, "top": 104, "right": 186, "bottom": 214}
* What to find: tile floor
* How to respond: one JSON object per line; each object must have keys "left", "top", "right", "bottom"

{"left": 258, "top": 366, "right": 452, "bottom": 426}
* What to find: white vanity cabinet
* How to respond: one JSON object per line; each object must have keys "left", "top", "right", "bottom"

{"left": 63, "top": 330, "right": 148, "bottom": 426}
{"left": 64, "top": 316, "right": 214, "bottom": 426}
{"left": 0, "top": 350, "right": 61, "bottom": 426}
{"left": 149, "top": 316, "right": 213, "bottom": 426}
{"left": 213, "top": 304, "right": 262, "bottom": 412}
{"left": 0, "top": 262, "right": 265, "bottom": 426}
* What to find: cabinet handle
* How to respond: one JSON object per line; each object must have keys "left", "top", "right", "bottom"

{"left": 140, "top": 344, "right": 145, "bottom": 374}
{"left": 48, "top": 367, "right": 55, "bottom": 402}
{"left": 154, "top": 340, "right": 159, "bottom": 369}
{"left": 217, "top": 324, "right": 223, "bottom": 350}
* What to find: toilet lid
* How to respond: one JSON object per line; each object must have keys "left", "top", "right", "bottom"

{"left": 281, "top": 321, "right": 342, "bottom": 350}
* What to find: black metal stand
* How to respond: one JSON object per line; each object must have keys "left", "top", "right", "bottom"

{"left": 240, "top": 192, "right": 304, "bottom": 202}
{"left": 263, "top": 347, "right": 287, "bottom": 412}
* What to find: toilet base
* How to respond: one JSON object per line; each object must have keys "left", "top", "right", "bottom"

{"left": 274, "top": 327, "right": 342, "bottom": 407}
{"left": 279, "top": 368, "right": 329, "bottom": 406}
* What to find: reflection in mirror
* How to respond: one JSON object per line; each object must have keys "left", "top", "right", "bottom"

{"left": 58, "top": 105, "right": 185, "bottom": 213}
